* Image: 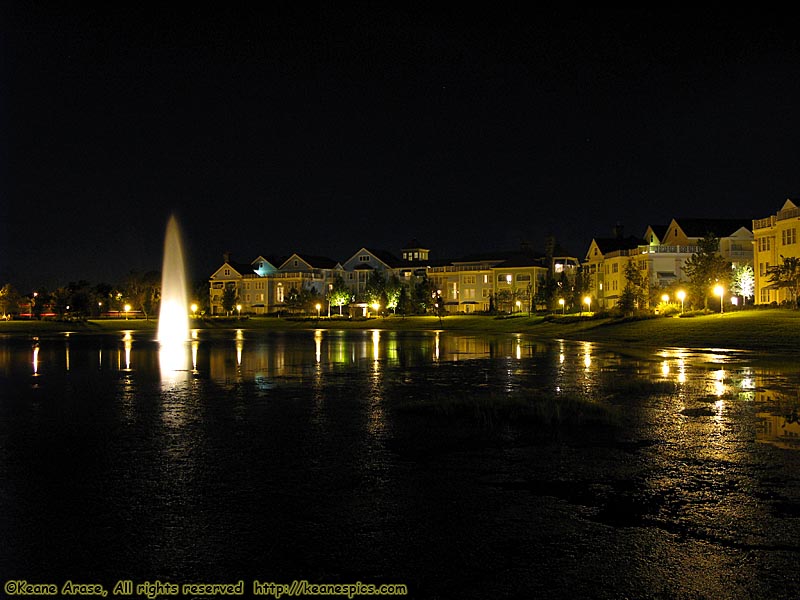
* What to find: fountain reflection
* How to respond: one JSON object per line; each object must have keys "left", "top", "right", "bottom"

{"left": 32, "top": 340, "right": 39, "bottom": 376}
{"left": 122, "top": 331, "right": 132, "bottom": 371}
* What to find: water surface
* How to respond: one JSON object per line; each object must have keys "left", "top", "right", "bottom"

{"left": 1, "top": 329, "right": 799, "bottom": 598}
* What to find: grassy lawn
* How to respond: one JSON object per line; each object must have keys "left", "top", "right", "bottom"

{"left": 2, "top": 309, "right": 799, "bottom": 352}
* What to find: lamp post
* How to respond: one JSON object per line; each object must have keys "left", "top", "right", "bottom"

{"left": 316, "top": 303, "right": 321, "bottom": 320}
{"left": 559, "top": 297, "right": 565, "bottom": 315}
{"left": 191, "top": 303, "right": 198, "bottom": 319}
{"left": 583, "top": 296, "right": 591, "bottom": 315}
{"left": 515, "top": 300, "right": 521, "bottom": 314}
{"left": 714, "top": 285, "right": 724, "bottom": 314}
{"left": 677, "top": 290, "right": 686, "bottom": 314}
{"left": 236, "top": 304, "right": 242, "bottom": 320}
{"left": 124, "top": 304, "right": 131, "bottom": 320}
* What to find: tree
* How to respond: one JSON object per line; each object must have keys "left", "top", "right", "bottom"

{"left": 412, "top": 276, "right": 435, "bottom": 314}
{"left": 730, "top": 264, "right": 755, "bottom": 305}
{"left": 363, "top": 270, "right": 387, "bottom": 309}
{"left": 768, "top": 256, "right": 800, "bottom": 307}
{"left": 571, "top": 266, "right": 592, "bottom": 309}
{"left": 617, "top": 258, "right": 647, "bottom": 315}
{"left": 0, "top": 284, "right": 20, "bottom": 318}
{"left": 328, "top": 275, "right": 351, "bottom": 315}
{"left": 683, "top": 233, "right": 731, "bottom": 310}
{"left": 221, "top": 285, "right": 238, "bottom": 315}
{"left": 384, "top": 275, "right": 403, "bottom": 313}
{"left": 124, "top": 270, "right": 161, "bottom": 320}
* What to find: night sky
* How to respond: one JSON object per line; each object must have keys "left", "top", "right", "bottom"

{"left": 3, "top": 5, "right": 800, "bottom": 292}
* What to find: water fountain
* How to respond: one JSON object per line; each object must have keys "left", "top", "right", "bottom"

{"left": 158, "top": 214, "right": 191, "bottom": 377}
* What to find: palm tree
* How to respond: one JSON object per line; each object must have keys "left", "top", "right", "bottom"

{"left": 768, "top": 255, "right": 800, "bottom": 307}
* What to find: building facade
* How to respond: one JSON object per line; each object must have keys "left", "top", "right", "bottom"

{"left": 209, "top": 244, "right": 574, "bottom": 316}
{"left": 752, "top": 199, "right": 800, "bottom": 305}
{"left": 585, "top": 219, "right": 753, "bottom": 310}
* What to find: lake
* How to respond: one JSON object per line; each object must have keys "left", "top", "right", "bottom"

{"left": 1, "top": 328, "right": 799, "bottom": 599}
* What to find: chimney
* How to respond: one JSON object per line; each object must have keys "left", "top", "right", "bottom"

{"left": 612, "top": 223, "right": 624, "bottom": 239}
{"left": 223, "top": 251, "right": 231, "bottom": 263}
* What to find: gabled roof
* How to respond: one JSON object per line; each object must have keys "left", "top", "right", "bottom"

{"left": 672, "top": 218, "right": 753, "bottom": 237}
{"left": 252, "top": 255, "right": 284, "bottom": 269}
{"left": 643, "top": 224, "right": 669, "bottom": 242}
{"left": 343, "top": 247, "right": 403, "bottom": 269}
{"left": 279, "top": 253, "right": 340, "bottom": 270}
{"left": 210, "top": 261, "right": 257, "bottom": 278}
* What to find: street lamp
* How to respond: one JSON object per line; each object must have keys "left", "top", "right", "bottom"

{"left": 124, "top": 304, "right": 131, "bottom": 320}
{"left": 559, "top": 298, "right": 565, "bottom": 315}
{"left": 236, "top": 304, "right": 242, "bottom": 320}
{"left": 316, "top": 303, "right": 321, "bottom": 319}
{"left": 515, "top": 300, "right": 521, "bottom": 313}
{"left": 583, "top": 296, "right": 591, "bottom": 314}
{"left": 676, "top": 290, "right": 686, "bottom": 314}
{"left": 714, "top": 285, "right": 724, "bottom": 314}
{"left": 661, "top": 294, "right": 669, "bottom": 304}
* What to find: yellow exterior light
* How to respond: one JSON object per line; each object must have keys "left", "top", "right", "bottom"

{"left": 714, "top": 285, "right": 724, "bottom": 314}
{"left": 676, "top": 290, "right": 686, "bottom": 313}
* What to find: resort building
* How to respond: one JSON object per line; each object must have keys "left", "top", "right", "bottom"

{"left": 208, "top": 243, "right": 577, "bottom": 316}
{"left": 752, "top": 199, "right": 800, "bottom": 305}
{"left": 585, "top": 219, "right": 753, "bottom": 310}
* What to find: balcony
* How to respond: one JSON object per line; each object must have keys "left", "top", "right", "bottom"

{"left": 777, "top": 206, "right": 800, "bottom": 222}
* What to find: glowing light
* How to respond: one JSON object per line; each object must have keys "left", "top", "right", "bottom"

{"left": 124, "top": 304, "right": 131, "bottom": 320}
{"left": 123, "top": 331, "right": 132, "bottom": 370}
{"left": 191, "top": 303, "right": 198, "bottom": 317}
{"left": 714, "top": 284, "right": 724, "bottom": 314}
{"left": 372, "top": 330, "right": 380, "bottom": 361}
{"left": 559, "top": 298, "right": 565, "bottom": 314}
{"left": 315, "top": 329, "right": 322, "bottom": 363}
{"left": 236, "top": 329, "right": 244, "bottom": 367}
{"left": 676, "top": 290, "right": 686, "bottom": 313}
{"left": 157, "top": 215, "right": 191, "bottom": 383}
{"left": 661, "top": 294, "right": 669, "bottom": 303}
{"left": 32, "top": 343, "right": 39, "bottom": 375}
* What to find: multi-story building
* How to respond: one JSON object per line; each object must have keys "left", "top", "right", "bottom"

{"left": 586, "top": 219, "right": 753, "bottom": 310}
{"left": 208, "top": 243, "right": 576, "bottom": 316}
{"left": 753, "top": 199, "right": 800, "bottom": 305}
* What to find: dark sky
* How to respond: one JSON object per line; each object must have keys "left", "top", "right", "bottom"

{"left": 3, "top": 5, "right": 800, "bottom": 291}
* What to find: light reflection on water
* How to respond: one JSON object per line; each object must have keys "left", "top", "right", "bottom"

{"left": 4, "top": 328, "right": 800, "bottom": 448}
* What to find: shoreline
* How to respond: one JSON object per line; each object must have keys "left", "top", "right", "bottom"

{"left": 2, "top": 309, "right": 799, "bottom": 354}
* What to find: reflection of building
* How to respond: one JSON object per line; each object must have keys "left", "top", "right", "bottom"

{"left": 752, "top": 199, "right": 800, "bottom": 305}
{"left": 585, "top": 219, "right": 753, "bottom": 310}
{"left": 755, "top": 412, "right": 800, "bottom": 450}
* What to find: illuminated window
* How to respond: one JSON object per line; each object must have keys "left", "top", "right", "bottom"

{"left": 277, "top": 285, "right": 284, "bottom": 303}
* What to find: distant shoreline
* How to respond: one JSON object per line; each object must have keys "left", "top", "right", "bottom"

{"left": 2, "top": 310, "right": 799, "bottom": 354}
